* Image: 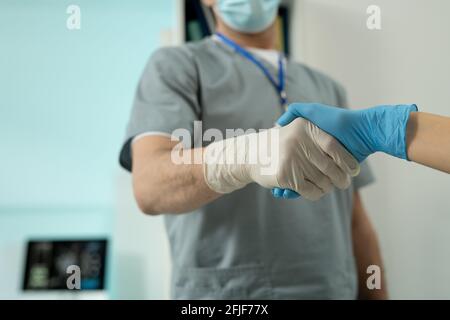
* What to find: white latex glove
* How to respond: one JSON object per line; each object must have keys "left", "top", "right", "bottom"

{"left": 203, "top": 118, "right": 360, "bottom": 200}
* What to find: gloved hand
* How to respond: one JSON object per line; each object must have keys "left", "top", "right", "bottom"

{"left": 272, "top": 103, "right": 418, "bottom": 199}
{"left": 203, "top": 117, "right": 360, "bottom": 201}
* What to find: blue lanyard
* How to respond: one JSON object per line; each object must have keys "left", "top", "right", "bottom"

{"left": 215, "top": 32, "right": 287, "bottom": 109}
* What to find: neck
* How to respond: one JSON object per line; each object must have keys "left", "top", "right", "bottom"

{"left": 215, "top": 21, "right": 277, "bottom": 50}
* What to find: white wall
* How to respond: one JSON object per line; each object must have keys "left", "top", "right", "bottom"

{"left": 0, "top": 209, "right": 111, "bottom": 299}
{"left": 111, "top": 172, "right": 171, "bottom": 299}
{"left": 294, "top": 0, "right": 450, "bottom": 299}
{"left": 0, "top": 0, "right": 176, "bottom": 299}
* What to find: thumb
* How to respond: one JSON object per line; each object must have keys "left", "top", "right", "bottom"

{"left": 277, "top": 103, "right": 318, "bottom": 126}
{"left": 277, "top": 109, "right": 299, "bottom": 126}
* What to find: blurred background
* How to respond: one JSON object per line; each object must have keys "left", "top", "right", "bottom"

{"left": 0, "top": 0, "right": 449, "bottom": 299}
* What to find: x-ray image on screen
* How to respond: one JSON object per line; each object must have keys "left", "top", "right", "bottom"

{"left": 23, "top": 239, "right": 107, "bottom": 291}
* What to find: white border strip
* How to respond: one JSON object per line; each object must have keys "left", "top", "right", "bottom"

{"left": 132, "top": 131, "right": 174, "bottom": 145}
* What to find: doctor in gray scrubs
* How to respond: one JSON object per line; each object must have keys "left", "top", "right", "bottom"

{"left": 119, "top": 0, "right": 387, "bottom": 299}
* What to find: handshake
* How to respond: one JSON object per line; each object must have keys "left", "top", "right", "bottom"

{"left": 203, "top": 103, "right": 417, "bottom": 200}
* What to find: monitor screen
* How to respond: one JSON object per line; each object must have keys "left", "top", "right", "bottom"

{"left": 23, "top": 239, "right": 107, "bottom": 291}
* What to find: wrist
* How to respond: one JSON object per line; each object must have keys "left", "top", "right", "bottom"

{"left": 202, "top": 134, "right": 254, "bottom": 194}
{"left": 372, "top": 104, "right": 418, "bottom": 159}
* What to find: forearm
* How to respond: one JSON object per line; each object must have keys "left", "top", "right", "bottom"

{"left": 352, "top": 192, "right": 388, "bottom": 300}
{"left": 407, "top": 112, "right": 450, "bottom": 173}
{"left": 132, "top": 137, "right": 220, "bottom": 214}
{"left": 131, "top": 119, "right": 360, "bottom": 213}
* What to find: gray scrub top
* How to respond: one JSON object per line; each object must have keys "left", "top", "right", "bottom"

{"left": 119, "top": 37, "right": 375, "bottom": 299}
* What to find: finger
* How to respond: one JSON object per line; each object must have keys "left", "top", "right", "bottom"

{"left": 297, "top": 179, "right": 324, "bottom": 201}
{"left": 317, "top": 158, "right": 351, "bottom": 190}
{"left": 315, "top": 129, "right": 360, "bottom": 177}
{"left": 277, "top": 103, "right": 317, "bottom": 127}
{"left": 277, "top": 110, "right": 299, "bottom": 127}
{"left": 305, "top": 138, "right": 351, "bottom": 190}
{"left": 285, "top": 149, "right": 330, "bottom": 198}
{"left": 324, "top": 161, "right": 351, "bottom": 190}
{"left": 272, "top": 188, "right": 284, "bottom": 198}
{"left": 283, "top": 189, "right": 300, "bottom": 199}
{"left": 303, "top": 163, "right": 333, "bottom": 194}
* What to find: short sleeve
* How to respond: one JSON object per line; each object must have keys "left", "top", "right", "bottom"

{"left": 119, "top": 46, "right": 201, "bottom": 171}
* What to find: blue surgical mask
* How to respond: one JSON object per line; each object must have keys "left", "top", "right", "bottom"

{"left": 216, "top": 0, "right": 280, "bottom": 34}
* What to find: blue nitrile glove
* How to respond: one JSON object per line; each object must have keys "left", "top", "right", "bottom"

{"left": 272, "top": 103, "right": 418, "bottom": 199}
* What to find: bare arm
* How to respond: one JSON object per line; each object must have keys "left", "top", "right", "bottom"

{"left": 131, "top": 120, "right": 360, "bottom": 214}
{"left": 407, "top": 112, "right": 450, "bottom": 173}
{"left": 352, "top": 191, "right": 388, "bottom": 300}
{"left": 132, "top": 136, "right": 220, "bottom": 215}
